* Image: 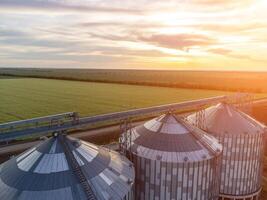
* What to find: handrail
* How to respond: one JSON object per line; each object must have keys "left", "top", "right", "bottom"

{"left": 0, "top": 95, "right": 230, "bottom": 142}
{"left": 0, "top": 112, "right": 77, "bottom": 129}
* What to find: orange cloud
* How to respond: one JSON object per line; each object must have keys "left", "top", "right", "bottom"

{"left": 186, "top": 23, "right": 267, "bottom": 33}
{"left": 208, "top": 48, "right": 266, "bottom": 63}
{"left": 208, "top": 48, "right": 232, "bottom": 55}
{"left": 190, "top": 0, "right": 253, "bottom": 7}
{"left": 138, "top": 34, "right": 215, "bottom": 50}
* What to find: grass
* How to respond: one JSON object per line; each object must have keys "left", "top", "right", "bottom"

{"left": 0, "top": 77, "right": 236, "bottom": 123}
{"left": 1, "top": 68, "right": 267, "bottom": 93}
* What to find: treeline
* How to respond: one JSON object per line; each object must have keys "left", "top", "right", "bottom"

{"left": 0, "top": 68, "right": 266, "bottom": 93}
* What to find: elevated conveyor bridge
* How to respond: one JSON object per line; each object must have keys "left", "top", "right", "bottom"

{"left": 0, "top": 95, "right": 255, "bottom": 143}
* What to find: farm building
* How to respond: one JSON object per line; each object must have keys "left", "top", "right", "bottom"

{"left": 0, "top": 135, "right": 135, "bottom": 200}
{"left": 187, "top": 103, "right": 266, "bottom": 200}
{"left": 121, "top": 113, "right": 222, "bottom": 200}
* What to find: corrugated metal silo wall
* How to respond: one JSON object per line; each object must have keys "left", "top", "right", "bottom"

{"left": 128, "top": 152, "right": 220, "bottom": 200}
{"left": 217, "top": 132, "right": 264, "bottom": 199}
{"left": 124, "top": 190, "right": 134, "bottom": 200}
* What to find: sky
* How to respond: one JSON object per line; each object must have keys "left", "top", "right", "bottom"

{"left": 0, "top": 0, "right": 267, "bottom": 71}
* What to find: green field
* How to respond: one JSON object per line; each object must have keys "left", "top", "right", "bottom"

{"left": 2, "top": 68, "right": 267, "bottom": 93}
{"left": 0, "top": 77, "right": 234, "bottom": 123}
{"left": 1, "top": 76, "right": 267, "bottom": 199}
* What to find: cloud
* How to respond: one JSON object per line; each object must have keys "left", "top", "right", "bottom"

{"left": 0, "top": 28, "right": 83, "bottom": 55}
{"left": 88, "top": 32, "right": 136, "bottom": 42}
{"left": 186, "top": 22, "right": 267, "bottom": 33}
{"left": 78, "top": 21, "right": 163, "bottom": 29}
{"left": 0, "top": 0, "right": 266, "bottom": 70}
{"left": 0, "top": 28, "right": 28, "bottom": 37}
{"left": 189, "top": 0, "right": 253, "bottom": 9}
{"left": 0, "top": 0, "right": 252, "bottom": 15}
{"left": 0, "top": 26, "right": 174, "bottom": 66}
{"left": 208, "top": 48, "right": 266, "bottom": 63}
{"left": 208, "top": 48, "right": 232, "bottom": 55}
{"left": 138, "top": 34, "right": 215, "bottom": 50}
{"left": 0, "top": 0, "right": 141, "bottom": 14}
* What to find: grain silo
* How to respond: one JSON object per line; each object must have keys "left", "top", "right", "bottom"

{"left": 121, "top": 113, "right": 222, "bottom": 200}
{"left": 187, "top": 103, "right": 266, "bottom": 200}
{"left": 0, "top": 134, "right": 135, "bottom": 200}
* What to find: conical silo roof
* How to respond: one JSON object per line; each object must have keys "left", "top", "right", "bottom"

{"left": 127, "top": 113, "right": 222, "bottom": 163}
{"left": 187, "top": 103, "right": 265, "bottom": 135}
{"left": 0, "top": 135, "right": 134, "bottom": 200}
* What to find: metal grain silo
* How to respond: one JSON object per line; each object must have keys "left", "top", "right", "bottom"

{"left": 121, "top": 113, "right": 222, "bottom": 200}
{"left": 187, "top": 103, "right": 265, "bottom": 200}
{"left": 0, "top": 135, "right": 135, "bottom": 200}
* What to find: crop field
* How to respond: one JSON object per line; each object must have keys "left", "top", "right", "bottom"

{"left": 1, "top": 75, "right": 267, "bottom": 199}
{"left": 0, "top": 77, "right": 236, "bottom": 123}
{"left": 1, "top": 68, "right": 267, "bottom": 93}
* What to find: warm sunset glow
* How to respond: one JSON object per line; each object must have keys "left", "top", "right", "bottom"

{"left": 0, "top": 0, "right": 266, "bottom": 71}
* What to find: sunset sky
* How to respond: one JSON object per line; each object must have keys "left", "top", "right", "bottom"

{"left": 0, "top": 0, "right": 267, "bottom": 71}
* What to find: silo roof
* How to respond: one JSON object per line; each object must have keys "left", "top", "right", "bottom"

{"left": 128, "top": 113, "right": 222, "bottom": 163}
{"left": 0, "top": 136, "right": 134, "bottom": 200}
{"left": 187, "top": 103, "right": 265, "bottom": 136}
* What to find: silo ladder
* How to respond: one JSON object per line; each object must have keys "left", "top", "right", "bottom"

{"left": 58, "top": 135, "right": 96, "bottom": 200}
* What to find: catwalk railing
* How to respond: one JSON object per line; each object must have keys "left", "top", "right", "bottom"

{"left": 0, "top": 95, "right": 237, "bottom": 142}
